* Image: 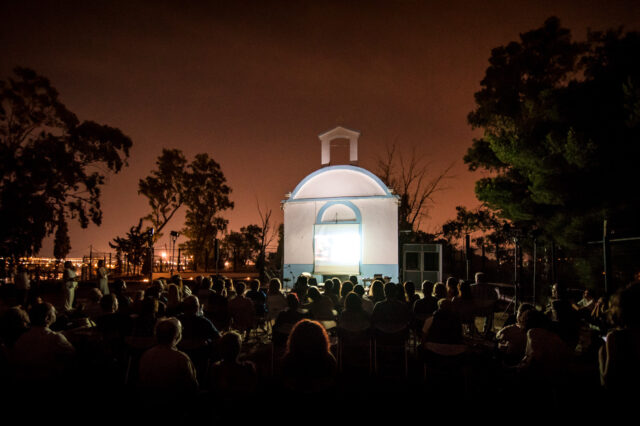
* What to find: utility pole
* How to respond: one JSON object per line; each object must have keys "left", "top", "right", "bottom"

{"left": 532, "top": 239, "right": 537, "bottom": 306}
{"left": 147, "top": 228, "right": 154, "bottom": 284}
{"left": 465, "top": 233, "right": 471, "bottom": 281}
{"left": 513, "top": 237, "right": 520, "bottom": 315}
{"left": 214, "top": 238, "right": 219, "bottom": 277}
{"left": 170, "top": 231, "right": 179, "bottom": 274}
{"left": 550, "top": 241, "right": 556, "bottom": 285}
{"left": 603, "top": 219, "right": 612, "bottom": 295}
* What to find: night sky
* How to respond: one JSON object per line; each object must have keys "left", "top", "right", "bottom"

{"left": 1, "top": 0, "right": 638, "bottom": 257}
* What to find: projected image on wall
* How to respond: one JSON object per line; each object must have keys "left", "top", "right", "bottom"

{"left": 314, "top": 223, "right": 361, "bottom": 275}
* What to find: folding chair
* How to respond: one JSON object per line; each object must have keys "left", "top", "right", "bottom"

{"left": 373, "top": 324, "right": 409, "bottom": 378}
{"left": 337, "top": 325, "right": 372, "bottom": 375}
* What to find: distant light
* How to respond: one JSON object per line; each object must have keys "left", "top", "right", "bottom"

{"left": 142, "top": 278, "right": 149, "bottom": 283}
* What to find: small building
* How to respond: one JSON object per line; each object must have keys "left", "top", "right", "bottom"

{"left": 282, "top": 126, "right": 399, "bottom": 287}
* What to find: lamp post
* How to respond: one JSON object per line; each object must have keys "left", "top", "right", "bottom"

{"left": 147, "top": 227, "right": 155, "bottom": 284}
{"left": 170, "top": 231, "right": 180, "bottom": 274}
{"left": 513, "top": 236, "right": 520, "bottom": 315}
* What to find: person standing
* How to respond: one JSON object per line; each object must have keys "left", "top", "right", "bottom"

{"left": 97, "top": 259, "right": 109, "bottom": 295}
{"left": 14, "top": 264, "right": 31, "bottom": 308}
{"left": 470, "top": 272, "right": 498, "bottom": 336}
{"left": 63, "top": 261, "right": 78, "bottom": 312}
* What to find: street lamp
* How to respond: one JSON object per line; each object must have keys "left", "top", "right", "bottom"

{"left": 170, "top": 231, "right": 180, "bottom": 274}
{"left": 147, "top": 227, "right": 155, "bottom": 284}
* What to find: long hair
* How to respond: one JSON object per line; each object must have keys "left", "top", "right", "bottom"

{"left": 369, "top": 280, "right": 385, "bottom": 303}
{"left": 344, "top": 292, "right": 363, "bottom": 313}
{"left": 285, "top": 319, "right": 330, "bottom": 359}
{"left": 268, "top": 278, "right": 282, "bottom": 295}
{"left": 167, "top": 283, "right": 182, "bottom": 307}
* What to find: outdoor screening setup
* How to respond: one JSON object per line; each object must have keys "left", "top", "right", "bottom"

{"left": 282, "top": 126, "right": 399, "bottom": 287}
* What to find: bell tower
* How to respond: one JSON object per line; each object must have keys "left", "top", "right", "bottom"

{"left": 318, "top": 126, "right": 360, "bottom": 166}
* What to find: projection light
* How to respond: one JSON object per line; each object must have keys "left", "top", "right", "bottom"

{"left": 314, "top": 223, "right": 361, "bottom": 275}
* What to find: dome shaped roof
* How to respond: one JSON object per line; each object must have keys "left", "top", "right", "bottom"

{"left": 288, "top": 165, "right": 393, "bottom": 200}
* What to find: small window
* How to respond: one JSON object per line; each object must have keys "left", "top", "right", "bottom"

{"left": 424, "top": 252, "right": 439, "bottom": 271}
{"left": 405, "top": 252, "right": 419, "bottom": 271}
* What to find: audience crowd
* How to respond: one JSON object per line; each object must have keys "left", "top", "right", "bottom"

{"left": 0, "top": 270, "right": 638, "bottom": 419}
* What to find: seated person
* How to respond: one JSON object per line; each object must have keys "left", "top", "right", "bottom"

{"left": 445, "top": 276, "right": 459, "bottom": 300}
{"left": 470, "top": 272, "right": 498, "bottom": 336}
{"left": 144, "top": 285, "right": 167, "bottom": 317}
{"left": 12, "top": 302, "right": 75, "bottom": 383}
{"left": 353, "top": 284, "right": 374, "bottom": 314}
{"left": 589, "top": 296, "right": 609, "bottom": 332}
{"left": 368, "top": 280, "right": 386, "bottom": 305}
{"left": 338, "top": 281, "right": 354, "bottom": 309}
{"left": 227, "top": 282, "right": 255, "bottom": 333}
{"left": 266, "top": 278, "right": 288, "bottom": 322}
{"left": 245, "top": 279, "right": 267, "bottom": 317}
{"left": 138, "top": 317, "right": 198, "bottom": 396}
{"left": 371, "top": 283, "right": 411, "bottom": 332}
{"left": 166, "top": 283, "right": 184, "bottom": 317}
{"left": 0, "top": 306, "right": 30, "bottom": 348}
{"left": 95, "top": 294, "right": 131, "bottom": 338}
{"left": 574, "top": 289, "right": 595, "bottom": 311}
{"left": 518, "top": 309, "right": 573, "bottom": 382}
{"left": 599, "top": 282, "right": 640, "bottom": 396}
{"left": 545, "top": 283, "right": 580, "bottom": 349}
{"left": 422, "top": 299, "right": 466, "bottom": 357}
{"left": 112, "top": 279, "right": 132, "bottom": 315}
{"left": 573, "top": 289, "right": 596, "bottom": 322}
{"left": 306, "top": 286, "right": 336, "bottom": 321}
{"left": 282, "top": 319, "right": 337, "bottom": 393}
{"left": 177, "top": 295, "right": 220, "bottom": 348}
{"left": 95, "top": 294, "right": 130, "bottom": 360}
{"left": 129, "top": 297, "right": 159, "bottom": 338}
{"left": 432, "top": 281, "right": 448, "bottom": 301}
{"left": 338, "top": 292, "right": 371, "bottom": 332}
{"left": 207, "top": 331, "right": 257, "bottom": 395}
{"left": 224, "top": 278, "right": 236, "bottom": 299}
{"left": 496, "top": 303, "right": 534, "bottom": 364}
{"left": 292, "top": 275, "right": 309, "bottom": 304}
{"left": 273, "top": 294, "right": 307, "bottom": 347}
{"left": 414, "top": 280, "right": 438, "bottom": 318}
{"left": 451, "top": 280, "right": 476, "bottom": 335}
{"left": 81, "top": 288, "right": 104, "bottom": 321}
{"left": 404, "top": 281, "right": 420, "bottom": 305}
{"left": 323, "top": 280, "right": 340, "bottom": 309}
{"left": 197, "top": 277, "right": 215, "bottom": 306}
{"left": 205, "top": 279, "right": 230, "bottom": 331}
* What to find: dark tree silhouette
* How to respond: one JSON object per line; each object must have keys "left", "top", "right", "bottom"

{"left": 465, "top": 17, "right": 640, "bottom": 248}
{"left": 138, "top": 149, "right": 188, "bottom": 240}
{"left": 0, "top": 67, "right": 132, "bottom": 258}
{"left": 139, "top": 150, "right": 233, "bottom": 270}
{"left": 109, "top": 219, "right": 150, "bottom": 275}
{"left": 181, "top": 154, "right": 233, "bottom": 270}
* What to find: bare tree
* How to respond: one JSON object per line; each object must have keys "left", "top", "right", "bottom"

{"left": 255, "top": 200, "right": 278, "bottom": 282}
{"left": 376, "top": 143, "right": 454, "bottom": 232}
